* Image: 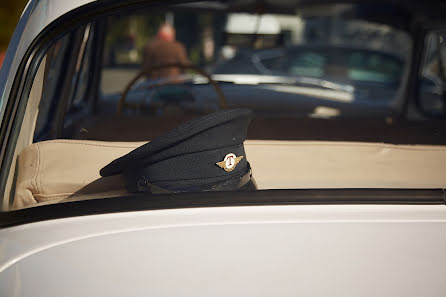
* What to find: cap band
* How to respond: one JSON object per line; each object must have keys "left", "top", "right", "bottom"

{"left": 135, "top": 164, "right": 253, "bottom": 194}
{"left": 124, "top": 144, "right": 247, "bottom": 192}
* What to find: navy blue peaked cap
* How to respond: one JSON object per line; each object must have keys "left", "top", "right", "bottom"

{"left": 100, "top": 109, "right": 255, "bottom": 193}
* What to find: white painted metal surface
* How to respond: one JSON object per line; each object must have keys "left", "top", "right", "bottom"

{"left": 1, "top": 204, "right": 446, "bottom": 297}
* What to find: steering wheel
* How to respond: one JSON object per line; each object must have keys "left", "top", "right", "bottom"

{"left": 117, "top": 63, "right": 227, "bottom": 113}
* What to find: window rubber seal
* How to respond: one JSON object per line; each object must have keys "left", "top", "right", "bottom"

{"left": 0, "top": 188, "right": 444, "bottom": 229}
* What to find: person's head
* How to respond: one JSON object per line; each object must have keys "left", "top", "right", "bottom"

{"left": 157, "top": 23, "right": 175, "bottom": 42}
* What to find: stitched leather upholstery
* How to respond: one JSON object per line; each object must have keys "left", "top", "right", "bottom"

{"left": 13, "top": 139, "right": 446, "bottom": 209}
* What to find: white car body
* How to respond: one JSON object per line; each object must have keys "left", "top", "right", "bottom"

{"left": 2, "top": 205, "right": 446, "bottom": 297}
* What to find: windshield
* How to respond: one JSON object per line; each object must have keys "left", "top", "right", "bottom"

{"left": 99, "top": 9, "right": 411, "bottom": 118}
{"left": 3, "top": 1, "right": 446, "bottom": 211}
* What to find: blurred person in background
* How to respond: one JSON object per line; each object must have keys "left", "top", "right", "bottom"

{"left": 142, "top": 23, "right": 190, "bottom": 80}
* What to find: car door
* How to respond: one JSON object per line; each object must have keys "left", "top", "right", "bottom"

{"left": 1, "top": 1, "right": 446, "bottom": 297}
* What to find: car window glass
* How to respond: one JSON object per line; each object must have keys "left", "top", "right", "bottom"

{"left": 8, "top": 2, "right": 446, "bottom": 212}
{"left": 70, "top": 24, "right": 94, "bottom": 107}
{"left": 347, "top": 51, "right": 403, "bottom": 84}
{"left": 288, "top": 51, "right": 325, "bottom": 77}
{"left": 418, "top": 30, "right": 446, "bottom": 116}
{"left": 34, "top": 34, "right": 71, "bottom": 139}
{"left": 258, "top": 55, "right": 283, "bottom": 72}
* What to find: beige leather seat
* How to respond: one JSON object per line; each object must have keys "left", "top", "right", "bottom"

{"left": 13, "top": 140, "right": 144, "bottom": 209}
{"left": 13, "top": 139, "right": 446, "bottom": 209}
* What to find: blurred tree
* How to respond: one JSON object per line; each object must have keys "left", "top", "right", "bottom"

{"left": 104, "top": 14, "right": 164, "bottom": 65}
{"left": 0, "top": 0, "right": 28, "bottom": 51}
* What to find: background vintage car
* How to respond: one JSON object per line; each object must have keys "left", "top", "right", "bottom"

{"left": 1, "top": 0, "right": 446, "bottom": 296}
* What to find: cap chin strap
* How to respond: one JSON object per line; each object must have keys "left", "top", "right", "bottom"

{"left": 208, "top": 167, "right": 253, "bottom": 191}
{"left": 136, "top": 176, "right": 173, "bottom": 194}
{"left": 135, "top": 164, "right": 253, "bottom": 194}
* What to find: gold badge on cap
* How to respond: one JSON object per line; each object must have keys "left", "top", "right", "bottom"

{"left": 216, "top": 153, "right": 244, "bottom": 172}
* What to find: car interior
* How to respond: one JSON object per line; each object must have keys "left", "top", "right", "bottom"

{"left": 3, "top": 1, "right": 446, "bottom": 211}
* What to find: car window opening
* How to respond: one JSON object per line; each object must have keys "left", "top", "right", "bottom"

{"left": 2, "top": 1, "right": 446, "bottom": 212}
